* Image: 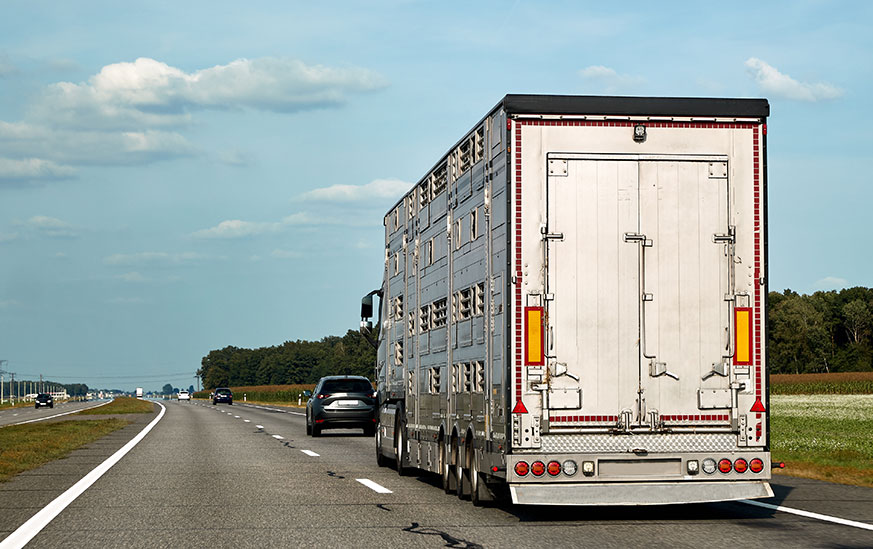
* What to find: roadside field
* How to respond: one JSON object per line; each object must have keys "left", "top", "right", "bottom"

{"left": 75, "top": 397, "right": 154, "bottom": 415}
{"left": 0, "top": 419, "right": 130, "bottom": 482}
{"left": 771, "top": 372, "right": 873, "bottom": 394}
{"left": 193, "top": 384, "right": 315, "bottom": 405}
{"left": 771, "top": 394, "right": 873, "bottom": 487}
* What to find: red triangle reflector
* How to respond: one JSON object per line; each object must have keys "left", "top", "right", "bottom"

{"left": 512, "top": 400, "right": 528, "bottom": 414}
{"left": 750, "top": 398, "right": 766, "bottom": 413}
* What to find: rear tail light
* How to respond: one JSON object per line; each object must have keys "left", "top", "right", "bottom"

{"left": 734, "top": 458, "right": 748, "bottom": 473}
{"left": 514, "top": 461, "right": 529, "bottom": 477}
{"left": 317, "top": 394, "right": 331, "bottom": 399}
{"left": 531, "top": 461, "right": 546, "bottom": 476}
{"left": 547, "top": 461, "right": 561, "bottom": 476}
{"left": 581, "top": 461, "right": 595, "bottom": 476}
{"left": 718, "top": 458, "right": 732, "bottom": 473}
{"left": 687, "top": 460, "right": 699, "bottom": 475}
{"left": 562, "top": 460, "right": 578, "bottom": 476}
{"left": 749, "top": 458, "right": 764, "bottom": 473}
{"left": 702, "top": 458, "right": 717, "bottom": 474}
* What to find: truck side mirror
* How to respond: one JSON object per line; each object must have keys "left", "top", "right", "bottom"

{"left": 361, "top": 295, "right": 373, "bottom": 319}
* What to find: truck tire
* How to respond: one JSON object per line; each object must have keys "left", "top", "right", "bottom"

{"left": 456, "top": 438, "right": 470, "bottom": 500}
{"left": 375, "top": 423, "right": 387, "bottom": 467}
{"left": 395, "top": 410, "right": 408, "bottom": 476}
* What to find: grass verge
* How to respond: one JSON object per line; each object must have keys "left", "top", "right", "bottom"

{"left": 0, "top": 419, "right": 130, "bottom": 482}
{"left": 771, "top": 372, "right": 873, "bottom": 395}
{"left": 76, "top": 396, "right": 155, "bottom": 415}
{"left": 771, "top": 394, "right": 873, "bottom": 487}
{"left": 193, "top": 384, "right": 315, "bottom": 405}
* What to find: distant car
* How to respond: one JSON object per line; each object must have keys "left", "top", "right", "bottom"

{"left": 212, "top": 388, "right": 233, "bottom": 405}
{"left": 35, "top": 393, "right": 54, "bottom": 409}
{"left": 177, "top": 390, "right": 190, "bottom": 401}
{"left": 305, "top": 376, "right": 376, "bottom": 437}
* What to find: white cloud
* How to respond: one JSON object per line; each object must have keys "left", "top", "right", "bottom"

{"left": 103, "top": 251, "right": 210, "bottom": 266}
{"left": 30, "top": 57, "right": 387, "bottom": 130}
{"left": 300, "top": 178, "right": 411, "bottom": 203}
{"left": 579, "top": 65, "right": 645, "bottom": 92}
{"left": 191, "top": 213, "right": 313, "bottom": 239}
{"left": 22, "top": 215, "right": 78, "bottom": 238}
{"left": 0, "top": 231, "right": 19, "bottom": 242}
{"left": 0, "top": 157, "right": 76, "bottom": 181}
{"left": 270, "top": 249, "right": 301, "bottom": 259}
{"left": 814, "top": 276, "right": 849, "bottom": 290}
{"left": 745, "top": 58, "right": 843, "bottom": 102}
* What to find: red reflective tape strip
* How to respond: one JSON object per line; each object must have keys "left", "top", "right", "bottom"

{"left": 514, "top": 121, "right": 523, "bottom": 402}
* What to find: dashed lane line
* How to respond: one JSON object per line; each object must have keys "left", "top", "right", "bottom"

{"left": 272, "top": 435, "right": 284, "bottom": 440}
{"left": 740, "top": 499, "right": 873, "bottom": 531}
{"left": 300, "top": 450, "right": 320, "bottom": 457}
{"left": 356, "top": 479, "right": 392, "bottom": 494}
{"left": 256, "top": 425, "right": 264, "bottom": 429}
{"left": 0, "top": 401, "right": 167, "bottom": 549}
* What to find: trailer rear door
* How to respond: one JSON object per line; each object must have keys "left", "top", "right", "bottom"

{"left": 545, "top": 154, "right": 733, "bottom": 427}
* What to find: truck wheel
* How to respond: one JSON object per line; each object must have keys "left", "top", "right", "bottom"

{"left": 470, "top": 442, "right": 493, "bottom": 506}
{"left": 456, "top": 439, "right": 470, "bottom": 500}
{"left": 395, "top": 411, "right": 408, "bottom": 476}
{"left": 375, "top": 424, "right": 387, "bottom": 467}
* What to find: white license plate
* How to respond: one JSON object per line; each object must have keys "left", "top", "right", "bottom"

{"left": 337, "top": 400, "right": 360, "bottom": 407}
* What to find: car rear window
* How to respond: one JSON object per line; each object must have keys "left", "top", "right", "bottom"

{"left": 216, "top": 389, "right": 231, "bottom": 395}
{"left": 321, "top": 380, "right": 373, "bottom": 394}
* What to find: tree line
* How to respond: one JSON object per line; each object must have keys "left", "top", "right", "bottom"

{"left": 197, "top": 330, "right": 375, "bottom": 390}
{"left": 195, "top": 287, "right": 873, "bottom": 389}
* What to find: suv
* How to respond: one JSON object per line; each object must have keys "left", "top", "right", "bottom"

{"left": 212, "top": 388, "right": 233, "bottom": 405}
{"left": 35, "top": 393, "right": 54, "bottom": 409}
{"left": 305, "top": 376, "right": 376, "bottom": 437}
{"left": 177, "top": 390, "right": 190, "bottom": 401}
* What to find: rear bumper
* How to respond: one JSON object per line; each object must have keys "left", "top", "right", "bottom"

{"left": 510, "top": 480, "right": 773, "bottom": 506}
{"left": 315, "top": 408, "right": 375, "bottom": 427}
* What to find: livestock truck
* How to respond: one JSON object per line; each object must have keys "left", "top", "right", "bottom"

{"left": 360, "top": 95, "right": 772, "bottom": 506}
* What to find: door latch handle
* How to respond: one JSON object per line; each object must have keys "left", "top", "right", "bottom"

{"left": 649, "top": 360, "right": 679, "bottom": 380}
{"left": 623, "top": 232, "right": 652, "bottom": 247}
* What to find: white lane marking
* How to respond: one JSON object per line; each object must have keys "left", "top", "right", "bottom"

{"left": 6, "top": 400, "right": 112, "bottom": 428}
{"left": 272, "top": 434, "right": 284, "bottom": 440}
{"left": 241, "top": 403, "right": 305, "bottom": 416}
{"left": 356, "top": 478, "right": 392, "bottom": 494}
{"left": 227, "top": 412, "right": 233, "bottom": 415}
{"left": 234, "top": 416, "right": 240, "bottom": 419}
{"left": 255, "top": 425, "right": 264, "bottom": 429}
{"left": 301, "top": 450, "right": 320, "bottom": 457}
{"left": 243, "top": 420, "right": 251, "bottom": 423}
{"left": 740, "top": 499, "right": 873, "bottom": 531}
{"left": 0, "top": 401, "right": 166, "bottom": 549}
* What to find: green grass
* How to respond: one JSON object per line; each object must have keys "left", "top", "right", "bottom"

{"left": 0, "top": 419, "right": 130, "bottom": 482}
{"left": 771, "top": 372, "right": 873, "bottom": 395}
{"left": 771, "top": 394, "right": 873, "bottom": 487}
{"left": 193, "top": 384, "right": 315, "bottom": 405}
{"left": 76, "top": 397, "right": 155, "bottom": 415}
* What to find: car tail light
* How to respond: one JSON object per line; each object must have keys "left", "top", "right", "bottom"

{"left": 514, "top": 461, "right": 529, "bottom": 476}
{"left": 734, "top": 458, "right": 748, "bottom": 473}
{"left": 718, "top": 458, "right": 732, "bottom": 474}
{"left": 317, "top": 394, "right": 331, "bottom": 399}
{"left": 531, "top": 461, "right": 546, "bottom": 477}
{"left": 547, "top": 461, "right": 561, "bottom": 476}
{"left": 370, "top": 391, "right": 377, "bottom": 398}
{"left": 749, "top": 458, "right": 764, "bottom": 473}
{"left": 702, "top": 458, "right": 717, "bottom": 474}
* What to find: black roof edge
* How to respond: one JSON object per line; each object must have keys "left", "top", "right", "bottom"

{"left": 502, "top": 94, "right": 769, "bottom": 118}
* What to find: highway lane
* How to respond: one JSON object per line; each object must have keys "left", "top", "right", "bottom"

{"left": 0, "top": 400, "right": 110, "bottom": 427}
{"left": 2, "top": 399, "right": 872, "bottom": 548}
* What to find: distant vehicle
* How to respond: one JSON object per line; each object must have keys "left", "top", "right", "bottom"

{"left": 35, "top": 393, "right": 54, "bottom": 409}
{"left": 135, "top": 387, "right": 143, "bottom": 398}
{"left": 305, "top": 376, "right": 376, "bottom": 437}
{"left": 212, "top": 388, "right": 233, "bottom": 405}
{"left": 177, "top": 390, "right": 190, "bottom": 401}
{"left": 360, "top": 95, "right": 772, "bottom": 506}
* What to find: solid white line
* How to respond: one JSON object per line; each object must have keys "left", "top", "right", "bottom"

{"left": 301, "top": 450, "right": 320, "bottom": 457}
{"left": 356, "top": 478, "right": 392, "bottom": 494}
{"left": 6, "top": 400, "right": 112, "bottom": 427}
{"left": 740, "top": 499, "right": 873, "bottom": 531}
{"left": 0, "top": 401, "right": 166, "bottom": 549}
{"left": 272, "top": 434, "right": 284, "bottom": 440}
{"left": 243, "top": 419, "right": 250, "bottom": 423}
{"left": 255, "top": 425, "right": 264, "bottom": 429}
{"left": 234, "top": 416, "right": 240, "bottom": 419}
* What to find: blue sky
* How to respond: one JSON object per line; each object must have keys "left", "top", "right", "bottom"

{"left": 0, "top": 1, "right": 869, "bottom": 391}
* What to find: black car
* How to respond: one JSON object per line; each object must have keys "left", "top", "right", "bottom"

{"left": 212, "top": 388, "right": 233, "bottom": 405}
{"left": 305, "top": 376, "right": 376, "bottom": 437}
{"left": 35, "top": 393, "right": 54, "bottom": 409}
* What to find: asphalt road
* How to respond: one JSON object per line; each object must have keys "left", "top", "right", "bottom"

{"left": 0, "top": 400, "right": 110, "bottom": 427}
{"left": 1, "top": 399, "right": 872, "bottom": 548}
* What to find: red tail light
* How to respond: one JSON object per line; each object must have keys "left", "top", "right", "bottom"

{"left": 718, "top": 458, "right": 732, "bottom": 473}
{"left": 734, "top": 458, "right": 748, "bottom": 473}
{"left": 547, "top": 461, "right": 561, "bottom": 476}
{"left": 531, "top": 461, "right": 546, "bottom": 476}
{"left": 317, "top": 394, "right": 331, "bottom": 399}
{"left": 749, "top": 458, "right": 764, "bottom": 473}
{"left": 514, "top": 461, "right": 529, "bottom": 476}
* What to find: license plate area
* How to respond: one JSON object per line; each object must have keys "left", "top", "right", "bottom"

{"left": 598, "top": 458, "right": 681, "bottom": 477}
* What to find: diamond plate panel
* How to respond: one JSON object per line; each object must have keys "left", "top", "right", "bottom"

{"left": 541, "top": 433, "right": 738, "bottom": 454}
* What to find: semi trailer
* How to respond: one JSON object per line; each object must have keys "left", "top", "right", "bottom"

{"left": 360, "top": 94, "right": 772, "bottom": 505}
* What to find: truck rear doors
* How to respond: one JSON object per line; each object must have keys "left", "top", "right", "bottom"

{"left": 544, "top": 154, "right": 733, "bottom": 429}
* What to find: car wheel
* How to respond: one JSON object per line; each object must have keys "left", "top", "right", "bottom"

{"left": 213, "top": 400, "right": 217, "bottom": 405}
{"left": 305, "top": 412, "right": 312, "bottom": 435}
{"left": 363, "top": 423, "right": 375, "bottom": 437}
{"left": 312, "top": 424, "right": 321, "bottom": 437}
